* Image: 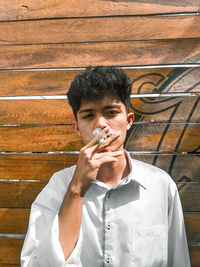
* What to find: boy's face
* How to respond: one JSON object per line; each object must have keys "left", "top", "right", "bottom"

{"left": 73, "top": 94, "right": 134, "bottom": 152}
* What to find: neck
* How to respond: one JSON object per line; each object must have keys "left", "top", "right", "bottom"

{"left": 96, "top": 150, "right": 130, "bottom": 188}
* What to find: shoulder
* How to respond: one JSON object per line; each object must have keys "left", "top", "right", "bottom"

{"left": 33, "top": 164, "right": 77, "bottom": 208}
{"left": 130, "top": 157, "right": 175, "bottom": 188}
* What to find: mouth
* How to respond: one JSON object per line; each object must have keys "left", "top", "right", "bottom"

{"left": 92, "top": 127, "right": 107, "bottom": 144}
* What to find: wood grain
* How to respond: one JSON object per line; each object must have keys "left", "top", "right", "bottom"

{"left": 0, "top": 96, "right": 199, "bottom": 124}
{"left": 0, "top": 238, "right": 23, "bottom": 264}
{"left": 0, "top": 181, "right": 199, "bottom": 210}
{"left": 0, "top": 123, "right": 199, "bottom": 153}
{"left": 0, "top": 67, "right": 200, "bottom": 97}
{"left": 184, "top": 213, "right": 200, "bottom": 243}
{"left": 0, "top": 39, "right": 200, "bottom": 69}
{"left": 189, "top": 246, "right": 200, "bottom": 267}
{"left": 0, "top": 239, "right": 199, "bottom": 265}
{"left": 0, "top": 181, "right": 46, "bottom": 208}
{"left": 126, "top": 123, "right": 200, "bottom": 153}
{"left": 130, "top": 154, "right": 200, "bottom": 183}
{"left": 0, "top": 264, "right": 19, "bottom": 267}
{"left": 0, "top": 154, "right": 199, "bottom": 182}
{"left": 0, "top": 209, "right": 30, "bottom": 234}
{"left": 0, "top": 153, "right": 78, "bottom": 180}
{"left": 0, "top": 0, "right": 199, "bottom": 21}
{"left": 0, "top": 125, "right": 80, "bottom": 152}
{"left": 1, "top": 15, "right": 200, "bottom": 45}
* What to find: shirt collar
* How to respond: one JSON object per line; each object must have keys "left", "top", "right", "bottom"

{"left": 124, "top": 150, "right": 147, "bottom": 190}
{"left": 94, "top": 150, "right": 147, "bottom": 190}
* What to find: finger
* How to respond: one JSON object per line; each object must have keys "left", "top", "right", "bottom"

{"left": 97, "top": 131, "right": 120, "bottom": 150}
{"left": 94, "top": 150, "right": 124, "bottom": 160}
{"left": 84, "top": 134, "right": 101, "bottom": 149}
{"left": 98, "top": 156, "right": 120, "bottom": 165}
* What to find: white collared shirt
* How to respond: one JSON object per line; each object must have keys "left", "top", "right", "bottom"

{"left": 21, "top": 153, "right": 191, "bottom": 267}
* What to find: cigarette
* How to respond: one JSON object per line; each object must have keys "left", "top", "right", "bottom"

{"left": 98, "top": 138, "right": 104, "bottom": 144}
{"left": 92, "top": 127, "right": 107, "bottom": 144}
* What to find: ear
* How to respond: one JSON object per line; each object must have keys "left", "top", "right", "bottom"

{"left": 126, "top": 112, "right": 134, "bottom": 131}
{"left": 72, "top": 121, "right": 81, "bottom": 136}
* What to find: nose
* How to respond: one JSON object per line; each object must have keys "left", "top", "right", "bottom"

{"left": 94, "top": 115, "right": 107, "bottom": 129}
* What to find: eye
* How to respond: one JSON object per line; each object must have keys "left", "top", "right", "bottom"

{"left": 82, "top": 114, "right": 93, "bottom": 119}
{"left": 107, "top": 110, "right": 119, "bottom": 116}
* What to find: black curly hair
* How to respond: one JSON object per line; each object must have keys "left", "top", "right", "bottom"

{"left": 67, "top": 66, "right": 132, "bottom": 119}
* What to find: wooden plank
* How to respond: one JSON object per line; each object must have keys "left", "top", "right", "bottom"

{"left": 0, "top": 181, "right": 46, "bottom": 208}
{"left": 0, "top": 238, "right": 23, "bottom": 264}
{"left": 0, "top": 123, "right": 199, "bottom": 152}
{"left": 0, "top": 264, "right": 19, "bottom": 267}
{"left": 0, "top": 240, "right": 199, "bottom": 266}
{"left": 1, "top": 15, "right": 200, "bottom": 46}
{"left": 185, "top": 213, "right": 200, "bottom": 243}
{"left": 0, "top": 67, "right": 200, "bottom": 97}
{"left": 0, "top": 100, "right": 73, "bottom": 124}
{"left": 189, "top": 246, "right": 200, "bottom": 267}
{"left": 0, "top": 125, "right": 81, "bottom": 152}
{"left": 0, "top": 153, "right": 78, "bottom": 180}
{"left": 0, "top": 96, "right": 199, "bottom": 124}
{"left": 126, "top": 123, "right": 200, "bottom": 153}
{"left": 131, "top": 154, "right": 200, "bottom": 183}
{"left": 0, "top": 154, "right": 199, "bottom": 182}
{"left": 0, "top": 0, "right": 199, "bottom": 21}
{"left": 0, "top": 39, "right": 200, "bottom": 69}
{"left": 0, "top": 181, "right": 199, "bottom": 210}
{"left": 0, "top": 69, "right": 78, "bottom": 97}
{"left": 0, "top": 209, "right": 29, "bottom": 235}
{"left": 178, "top": 183, "right": 200, "bottom": 212}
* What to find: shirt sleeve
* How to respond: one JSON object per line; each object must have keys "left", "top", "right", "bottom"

{"left": 167, "top": 182, "right": 191, "bottom": 267}
{"left": 20, "top": 172, "right": 83, "bottom": 267}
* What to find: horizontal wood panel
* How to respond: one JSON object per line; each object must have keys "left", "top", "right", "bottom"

{"left": 0, "top": 100, "right": 73, "bottom": 124}
{"left": 0, "top": 181, "right": 46, "bottom": 209}
{"left": 0, "top": 153, "right": 78, "bottom": 180}
{"left": 0, "top": 208, "right": 199, "bottom": 242}
{"left": 126, "top": 123, "right": 200, "bottom": 153}
{"left": 131, "top": 154, "right": 200, "bottom": 183}
{"left": 1, "top": 123, "right": 199, "bottom": 152}
{"left": 0, "top": 125, "right": 80, "bottom": 152}
{"left": 189, "top": 246, "right": 200, "bottom": 267}
{"left": 0, "top": 40, "right": 200, "bottom": 69}
{"left": 0, "top": 67, "right": 200, "bottom": 97}
{"left": 1, "top": 15, "right": 200, "bottom": 45}
{"left": 0, "top": 264, "right": 19, "bottom": 267}
{"left": 0, "top": 240, "right": 199, "bottom": 266}
{"left": 184, "top": 213, "right": 200, "bottom": 243}
{"left": 0, "top": 238, "right": 23, "bottom": 264}
{"left": 0, "top": 0, "right": 199, "bottom": 20}
{"left": 0, "top": 181, "right": 199, "bottom": 210}
{"left": 0, "top": 154, "right": 199, "bottom": 182}
{"left": 0, "top": 96, "right": 199, "bottom": 124}
{"left": 0, "top": 209, "right": 29, "bottom": 235}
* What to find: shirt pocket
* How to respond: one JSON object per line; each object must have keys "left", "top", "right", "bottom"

{"left": 131, "top": 225, "right": 167, "bottom": 267}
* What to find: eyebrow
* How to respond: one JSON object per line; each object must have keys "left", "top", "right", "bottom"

{"left": 79, "top": 108, "right": 94, "bottom": 114}
{"left": 79, "top": 104, "right": 121, "bottom": 114}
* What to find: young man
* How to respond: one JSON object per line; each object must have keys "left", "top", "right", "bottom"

{"left": 21, "top": 67, "right": 191, "bottom": 267}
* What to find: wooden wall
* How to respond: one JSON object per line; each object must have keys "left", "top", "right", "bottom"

{"left": 0, "top": 1, "right": 199, "bottom": 266}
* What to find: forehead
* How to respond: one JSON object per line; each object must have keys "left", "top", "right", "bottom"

{"left": 79, "top": 95, "right": 124, "bottom": 110}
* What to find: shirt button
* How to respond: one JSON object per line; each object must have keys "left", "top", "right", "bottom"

{"left": 107, "top": 192, "right": 111, "bottom": 198}
{"left": 106, "top": 223, "right": 111, "bottom": 230}
{"left": 105, "top": 255, "right": 110, "bottom": 263}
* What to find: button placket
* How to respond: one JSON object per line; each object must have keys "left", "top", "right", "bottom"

{"left": 103, "top": 190, "right": 113, "bottom": 266}
{"left": 106, "top": 223, "right": 111, "bottom": 230}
